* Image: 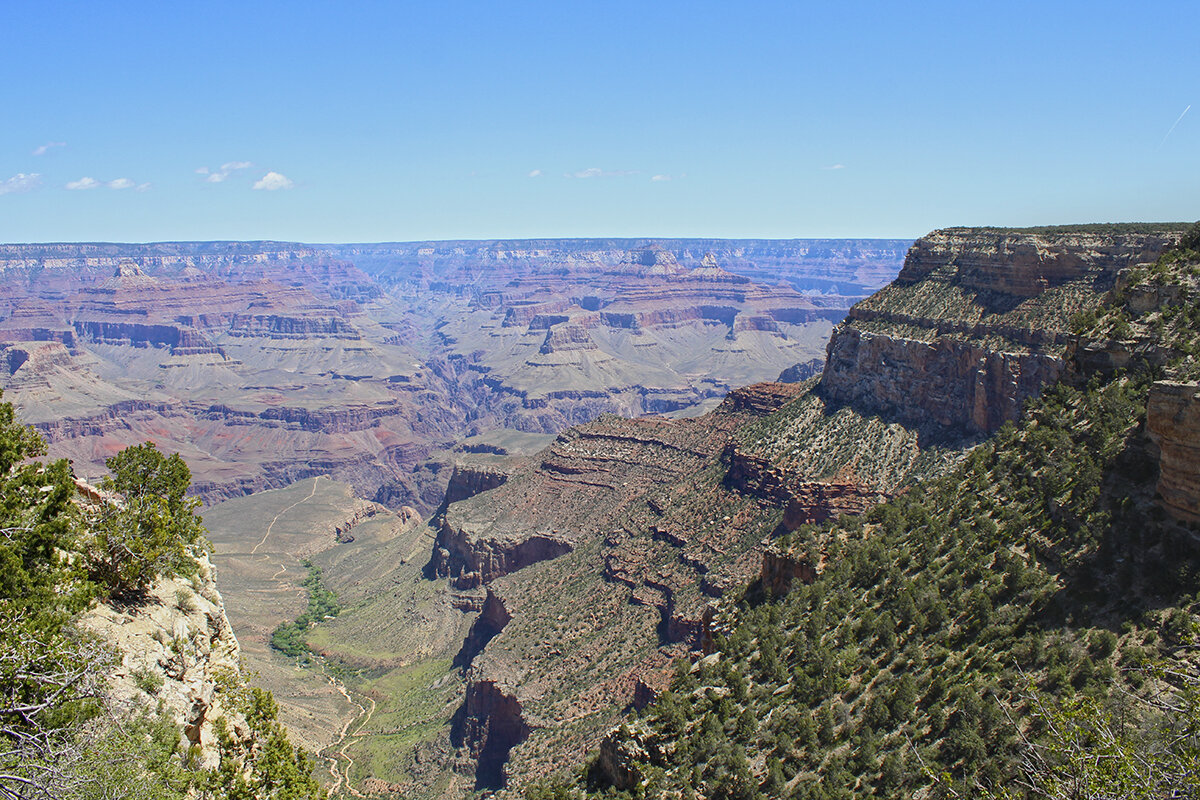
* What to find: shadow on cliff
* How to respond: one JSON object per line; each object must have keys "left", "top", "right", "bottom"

{"left": 449, "top": 681, "right": 531, "bottom": 791}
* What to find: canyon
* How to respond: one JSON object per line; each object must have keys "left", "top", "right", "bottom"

{"left": 203, "top": 224, "right": 1197, "bottom": 797}
{"left": 0, "top": 238, "right": 907, "bottom": 515}
{"left": 8, "top": 225, "right": 1199, "bottom": 798}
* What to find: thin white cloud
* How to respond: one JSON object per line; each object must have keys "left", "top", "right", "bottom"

{"left": 0, "top": 173, "right": 42, "bottom": 195}
{"left": 821, "top": 163, "right": 846, "bottom": 170}
{"left": 66, "top": 177, "right": 101, "bottom": 190}
{"left": 32, "top": 141, "right": 65, "bottom": 156}
{"left": 136, "top": 182, "right": 151, "bottom": 192}
{"left": 528, "top": 169, "right": 544, "bottom": 178}
{"left": 198, "top": 160, "right": 253, "bottom": 183}
{"left": 253, "top": 171, "right": 294, "bottom": 191}
{"left": 651, "top": 174, "right": 672, "bottom": 182}
{"left": 66, "top": 176, "right": 144, "bottom": 191}
{"left": 565, "top": 167, "right": 639, "bottom": 179}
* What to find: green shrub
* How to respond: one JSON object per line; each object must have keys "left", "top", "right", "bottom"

{"left": 86, "top": 442, "right": 210, "bottom": 598}
{"left": 132, "top": 666, "right": 165, "bottom": 695}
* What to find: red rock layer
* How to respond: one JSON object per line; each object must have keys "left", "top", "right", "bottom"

{"left": 1147, "top": 381, "right": 1200, "bottom": 524}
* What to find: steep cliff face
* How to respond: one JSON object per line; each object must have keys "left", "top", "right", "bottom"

{"left": 78, "top": 553, "right": 241, "bottom": 769}
{"left": 443, "top": 461, "right": 515, "bottom": 505}
{"left": 896, "top": 228, "right": 1176, "bottom": 295}
{"left": 821, "top": 227, "right": 1182, "bottom": 434}
{"left": 1147, "top": 381, "right": 1200, "bottom": 524}
{"left": 450, "top": 680, "right": 531, "bottom": 790}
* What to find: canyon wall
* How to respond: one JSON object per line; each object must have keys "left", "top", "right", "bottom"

{"left": 821, "top": 227, "right": 1181, "bottom": 434}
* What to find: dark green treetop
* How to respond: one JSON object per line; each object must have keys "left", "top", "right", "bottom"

{"left": 86, "top": 441, "right": 211, "bottom": 597}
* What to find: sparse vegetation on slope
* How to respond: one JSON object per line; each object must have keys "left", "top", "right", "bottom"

{"left": 0, "top": 397, "right": 326, "bottom": 799}
{"left": 526, "top": 232, "right": 1200, "bottom": 800}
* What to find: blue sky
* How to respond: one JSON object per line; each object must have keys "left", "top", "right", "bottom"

{"left": 1, "top": 1, "right": 1196, "bottom": 242}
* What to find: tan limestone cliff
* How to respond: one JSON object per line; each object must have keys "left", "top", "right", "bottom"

{"left": 821, "top": 228, "right": 1180, "bottom": 434}
{"left": 78, "top": 553, "right": 242, "bottom": 769}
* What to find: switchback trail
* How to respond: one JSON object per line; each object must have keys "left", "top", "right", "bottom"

{"left": 245, "top": 474, "right": 370, "bottom": 793}
{"left": 321, "top": 664, "right": 376, "bottom": 797}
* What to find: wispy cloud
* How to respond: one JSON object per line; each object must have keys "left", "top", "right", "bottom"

{"left": 821, "top": 163, "right": 846, "bottom": 170}
{"left": 66, "top": 176, "right": 145, "bottom": 191}
{"left": 565, "top": 167, "right": 640, "bottom": 179}
{"left": 32, "top": 141, "right": 65, "bottom": 156}
{"left": 651, "top": 174, "right": 673, "bottom": 182}
{"left": 66, "top": 177, "right": 100, "bottom": 190}
{"left": 528, "top": 169, "right": 544, "bottom": 178}
{"left": 253, "top": 171, "right": 294, "bottom": 191}
{"left": 198, "top": 161, "right": 253, "bottom": 183}
{"left": 0, "top": 173, "right": 42, "bottom": 195}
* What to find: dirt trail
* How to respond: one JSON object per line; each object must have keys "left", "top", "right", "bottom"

{"left": 251, "top": 476, "right": 323, "bottom": 555}
{"left": 322, "top": 672, "right": 377, "bottom": 797}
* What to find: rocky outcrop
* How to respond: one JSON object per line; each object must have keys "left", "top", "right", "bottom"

{"left": 896, "top": 228, "right": 1177, "bottom": 296}
{"left": 431, "top": 523, "right": 573, "bottom": 589}
{"left": 252, "top": 401, "right": 407, "bottom": 433}
{"left": 823, "top": 327, "right": 1067, "bottom": 433}
{"left": 443, "top": 462, "right": 512, "bottom": 505}
{"left": 226, "top": 313, "right": 359, "bottom": 339}
{"left": 595, "top": 727, "right": 650, "bottom": 792}
{"left": 723, "top": 381, "right": 807, "bottom": 415}
{"left": 780, "top": 482, "right": 887, "bottom": 528}
{"left": 32, "top": 399, "right": 184, "bottom": 442}
{"left": 761, "top": 548, "right": 818, "bottom": 596}
{"left": 332, "top": 500, "right": 396, "bottom": 543}
{"left": 453, "top": 590, "right": 512, "bottom": 670}
{"left": 539, "top": 324, "right": 598, "bottom": 354}
{"left": 450, "top": 680, "right": 530, "bottom": 790}
{"left": 1147, "top": 381, "right": 1200, "bottom": 524}
{"left": 72, "top": 319, "right": 223, "bottom": 355}
{"left": 820, "top": 227, "right": 1181, "bottom": 434}
{"left": 778, "top": 357, "right": 825, "bottom": 383}
{"left": 725, "top": 448, "right": 887, "bottom": 524}
{"left": 78, "top": 553, "right": 240, "bottom": 769}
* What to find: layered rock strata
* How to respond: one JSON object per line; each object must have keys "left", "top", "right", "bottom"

{"left": 1, "top": 240, "right": 907, "bottom": 511}
{"left": 821, "top": 228, "right": 1181, "bottom": 434}
{"left": 1147, "top": 381, "right": 1200, "bottom": 524}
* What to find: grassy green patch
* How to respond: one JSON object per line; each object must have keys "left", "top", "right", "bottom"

{"left": 270, "top": 561, "right": 340, "bottom": 661}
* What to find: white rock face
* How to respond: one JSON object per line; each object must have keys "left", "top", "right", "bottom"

{"left": 78, "top": 553, "right": 241, "bottom": 769}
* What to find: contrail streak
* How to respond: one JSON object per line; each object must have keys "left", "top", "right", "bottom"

{"left": 1160, "top": 104, "right": 1191, "bottom": 147}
